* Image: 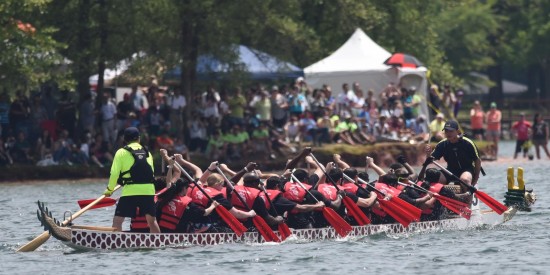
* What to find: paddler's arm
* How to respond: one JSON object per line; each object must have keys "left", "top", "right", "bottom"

{"left": 198, "top": 161, "right": 218, "bottom": 184}
{"left": 175, "top": 155, "right": 203, "bottom": 181}
{"left": 472, "top": 158, "right": 481, "bottom": 186}
{"left": 366, "top": 156, "right": 385, "bottom": 176}
{"left": 230, "top": 162, "right": 258, "bottom": 184}
{"left": 105, "top": 150, "right": 123, "bottom": 195}
{"left": 305, "top": 156, "right": 323, "bottom": 186}
{"left": 284, "top": 147, "right": 312, "bottom": 170}
{"left": 333, "top": 154, "right": 350, "bottom": 169}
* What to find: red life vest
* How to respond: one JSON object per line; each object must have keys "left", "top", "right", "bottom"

{"left": 317, "top": 183, "right": 339, "bottom": 201}
{"left": 375, "top": 182, "right": 401, "bottom": 197}
{"left": 230, "top": 185, "right": 261, "bottom": 212}
{"left": 130, "top": 208, "right": 148, "bottom": 231}
{"left": 342, "top": 182, "right": 358, "bottom": 194}
{"left": 158, "top": 195, "right": 192, "bottom": 230}
{"left": 371, "top": 182, "right": 402, "bottom": 218}
{"left": 186, "top": 182, "right": 197, "bottom": 196}
{"left": 259, "top": 189, "right": 282, "bottom": 210}
{"left": 190, "top": 186, "right": 222, "bottom": 208}
{"left": 283, "top": 181, "right": 311, "bottom": 203}
{"left": 416, "top": 182, "right": 445, "bottom": 215}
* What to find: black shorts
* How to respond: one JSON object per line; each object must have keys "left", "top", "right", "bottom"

{"left": 443, "top": 168, "right": 474, "bottom": 183}
{"left": 472, "top": 129, "right": 484, "bottom": 136}
{"left": 515, "top": 140, "right": 529, "bottom": 153}
{"left": 115, "top": 195, "right": 156, "bottom": 218}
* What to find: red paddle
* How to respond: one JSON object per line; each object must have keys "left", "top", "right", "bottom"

{"left": 259, "top": 183, "right": 292, "bottom": 241}
{"left": 309, "top": 153, "right": 371, "bottom": 226}
{"left": 174, "top": 162, "right": 247, "bottom": 236}
{"left": 77, "top": 197, "right": 117, "bottom": 209}
{"left": 397, "top": 181, "right": 472, "bottom": 220}
{"left": 344, "top": 174, "right": 420, "bottom": 226}
{"left": 431, "top": 161, "right": 508, "bottom": 214}
{"left": 216, "top": 165, "right": 281, "bottom": 242}
{"left": 291, "top": 174, "right": 352, "bottom": 237}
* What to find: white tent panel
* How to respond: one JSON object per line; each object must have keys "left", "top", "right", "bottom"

{"left": 304, "top": 28, "right": 430, "bottom": 119}
{"left": 305, "top": 28, "right": 392, "bottom": 74}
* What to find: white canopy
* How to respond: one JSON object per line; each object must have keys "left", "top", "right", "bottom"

{"left": 305, "top": 28, "right": 391, "bottom": 74}
{"left": 304, "top": 28, "right": 430, "bottom": 119}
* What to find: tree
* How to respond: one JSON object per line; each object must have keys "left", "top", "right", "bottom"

{"left": 0, "top": 0, "right": 68, "bottom": 93}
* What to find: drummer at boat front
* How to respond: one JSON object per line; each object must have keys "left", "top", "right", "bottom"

{"left": 103, "top": 126, "right": 161, "bottom": 233}
{"left": 425, "top": 120, "right": 481, "bottom": 192}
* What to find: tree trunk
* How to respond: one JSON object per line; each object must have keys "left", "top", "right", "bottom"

{"left": 179, "top": 1, "right": 199, "bottom": 140}
{"left": 527, "top": 64, "right": 538, "bottom": 97}
{"left": 75, "top": 0, "right": 92, "bottom": 103}
{"left": 96, "top": 0, "right": 108, "bottom": 101}
{"left": 487, "top": 64, "right": 503, "bottom": 106}
{"left": 541, "top": 61, "right": 550, "bottom": 100}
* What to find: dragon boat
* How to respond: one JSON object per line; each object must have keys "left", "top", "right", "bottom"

{"left": 37, "top": 194, "right": 518, "bottom": 251}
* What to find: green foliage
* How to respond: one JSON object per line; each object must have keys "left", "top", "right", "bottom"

{"left": 0, "top": 0, "right": 69, "bottom": 93}
{"left": 1, "top": 0, "right": 547, "bottom": 95}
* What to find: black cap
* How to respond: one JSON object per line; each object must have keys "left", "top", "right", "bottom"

{"left": 124, "top": 127, "right": 140, "bottom": 142}
{"left": 442, "top": 120, "right": 459, "bottom": 131}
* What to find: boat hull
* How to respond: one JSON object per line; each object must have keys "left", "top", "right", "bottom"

{"left": 39, "top": 198, "right": 515, "bottom": 251}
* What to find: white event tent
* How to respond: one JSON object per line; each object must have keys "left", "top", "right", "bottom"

{"left": 304, "top": 28, "right": 429, "bottom": 118}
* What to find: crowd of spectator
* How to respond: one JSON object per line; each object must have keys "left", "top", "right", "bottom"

{"left": 1, "top": 76, "right": 470, "bottom": 168}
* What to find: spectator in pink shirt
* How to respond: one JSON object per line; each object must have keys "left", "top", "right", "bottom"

{"left": 470, "top": 100, "right": 485, "bottom": 140}
{"left": 485, "top": 102, "right": 501, "bottom": 159}
{"left": 511, "top": 113, "right": 532, "bottom": 159}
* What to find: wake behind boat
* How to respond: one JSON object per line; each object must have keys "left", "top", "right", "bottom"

{"left": 37, "top": 196, "right": 516, "bottom": 251}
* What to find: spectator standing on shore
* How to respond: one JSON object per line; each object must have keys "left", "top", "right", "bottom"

{"left": 511, "top": 113, "right": 532, "bottom": 159}
{"left": 470, "top": 100, "right": 485, "bottom": 140}
{"left": 78, "top": 92, "right": 96, "bottom": 137}
{"left": 429, "top": 113, "right": 446, "bottom": 142}
{"left": 454, "top": 90, "right": 464, "bottom": 118}
{"left": 250, "top": 89, "right": 271, "bottom": 124}
{"left": 57, "top": 91, "right": 77, "bottom": 139}
{"left": 485, "top": 102, "right": 501, "bottom": 159}
{"left": 9, "top": 91, "right": 30, "bottom": 137}
{"left": 532, "top": 113, "right": 550, "bottom": 159}
{"left": 403, "top": 87, "right": 421, "bottom": 129}
{"left": 270, "top": 86, "right": 288, "bottom": 129}
{"left": 116, "top": 93, "right": 133, "bottom": 132}
{"left": 130, "top": 85, "right": 147, "bottom": 119}
{"left": 167, "top": 87, "right": 186, "bottom": 138}
{"left": 441, "top": 85, "right": 456, "bottom": 118}
{"left": 288, "top": 85, "right": 306, "bottom": 117}
{"left": 226, "top": 87, "right": 247, "bottom": 129}
{"left": 0, "top": 93, "right": 10, "bottom": 138}
{"left": 100, "top": 93, "right": 117, "bottom": 146}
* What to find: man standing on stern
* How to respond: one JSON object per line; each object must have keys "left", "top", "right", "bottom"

{"left": 425, "top": 120, "right": 482, "bottom": 191}
{"left": 103, "top": 127, "right": 161, "bottom": 233}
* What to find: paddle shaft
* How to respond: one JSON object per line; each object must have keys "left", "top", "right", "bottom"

{"left": 290, "top": 174, "right": 322, "bottom": 203}
{"left": 215, "top": 166, "right": 254, "bottom": 212}
{"left": 430, "top": 161, "right": 477, "bottom": 192}
{"left": 17, "top": 185, "right": 121, "bottom": 252}
{"left": 173, "top": 162, "right": 215, "bottom": 202}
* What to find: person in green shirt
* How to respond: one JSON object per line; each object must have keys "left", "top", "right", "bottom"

{"left": 103, "top": 127, "right": 160, "bottom": 233}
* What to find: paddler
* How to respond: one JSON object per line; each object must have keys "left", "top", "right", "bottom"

{"left": 425, "top": 120, "right": 482, "bottom": 191}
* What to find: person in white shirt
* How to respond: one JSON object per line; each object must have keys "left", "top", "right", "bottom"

{"left": 100, "top": 93, "right": 117, "bottom": 145}
{"left": 167, "top": 88, "right": 186, "bottom": 138}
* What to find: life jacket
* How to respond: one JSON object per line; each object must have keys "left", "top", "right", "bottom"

{"left": 158, "top": 195, "right": 192, "bottom": 231}
{"left": 230, "top": 185, "right": 261, "bottom": 213}
{"left": 317, "top": 183, "right": 339, "bottom": 201}
{"left": 259, "top": 189, "right": 282, "bottom": 210}
{"left": 130, "top": 208, "right": 149, "bottom": 231}
{"left": 371, "top": 182, "right": 402, "bottom": 218}
{"left": 283, "top": 181, "right": 310, "bottom": 203}
{"left": 396, "top": 184, "right": 405, "bottom": 191}
{"left": 341, "top": 182, "right": 358, "bottom": 194}
{"left": 190, "top": 186, "right": 222, "bottom": 208}
{"left": 117, "top": 146, "right": 154, "bottom": 185}
{"left": 375, "top": 182, "right": 401, "bottom": 197}
{"left": 416, "top": 182, "right": 445, "bottom": 215}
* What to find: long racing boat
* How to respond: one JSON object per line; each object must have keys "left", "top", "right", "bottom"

{"left": 37, "top": 195, "right": 517, "bottom": 251}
